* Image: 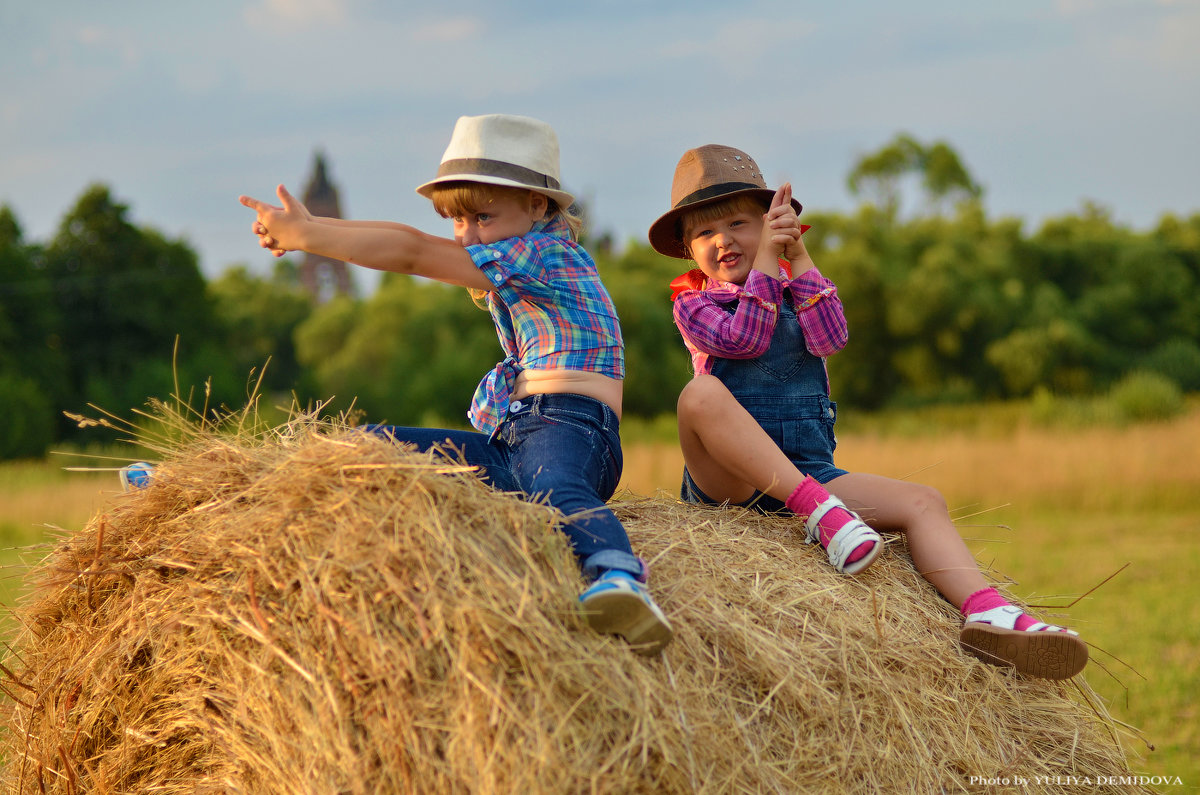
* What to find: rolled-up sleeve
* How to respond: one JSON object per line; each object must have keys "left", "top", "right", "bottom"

{"left": 788, "top": 268, "right": 848, "bottom": 357}
{"left": 673, "top": 270, "right": 784, "bottom": 359}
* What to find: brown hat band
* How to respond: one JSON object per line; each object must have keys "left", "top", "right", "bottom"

{"left": 674, "top": 181, "right": 765, "bottom": 210}
{"left": 436, "top": 157, "right": 562, "bottom": 191}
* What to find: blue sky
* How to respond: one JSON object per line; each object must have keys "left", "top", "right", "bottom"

{"left": 2, "top": 0, "right": 1198, "bottom": 285}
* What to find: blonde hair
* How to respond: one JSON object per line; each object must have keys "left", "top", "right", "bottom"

{"left": 428, "top": 182, "right": 584, "bottom": 304}
{"left": 678, "top": 193, "right": 770, "bottom": 258}
{"left": 429, "top": 182, "right": 583, "bottom": 240}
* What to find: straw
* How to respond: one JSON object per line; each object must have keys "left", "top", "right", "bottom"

{"left": 0, "top": 409, "right": 1145, "bottom": 793}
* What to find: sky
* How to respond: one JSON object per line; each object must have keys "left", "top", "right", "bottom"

{"left": 3, "top": 0, "right": 1198, "bottom": 289}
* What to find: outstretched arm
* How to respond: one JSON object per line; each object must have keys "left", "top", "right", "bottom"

{"left": 238, "top": 186, "right": 493, "bottom": 291}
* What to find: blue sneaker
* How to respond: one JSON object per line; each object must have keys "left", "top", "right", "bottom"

{"left": 119, "top": 462, "right": 155, "bottom": 491}
{"left": 579, "top": 570, "right": 673, "bottom": 655}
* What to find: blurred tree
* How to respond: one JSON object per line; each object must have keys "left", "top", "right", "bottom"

{"left": 295, "top": 276, "right": 499, "bottom": 426}
{"left": 1023, "top": 202, "right": 1123, "bottom": 300}
{"left": 1143, "top": 338, "right": 1200, "bottom": 391}
{"left": 1075, "top": 243, "right": 1197, "bottom": 382}
{"left": 209, "top": 258, "right": 317, "bottom": 401}
{"left": 921, "top": 142, "right": 983, "bottom": 213}
{"left": 803, "top": 208, "right": 898, "bottom": 409}
{"left": 847, "top": 133, "right": 982, "bottom": 219}
{"left": 6, "top": 143, "right": 1196, "bottom": 447}
{"left": 371, "top": 278, "right": 503, "bottom": 425}
{"left": 1152, "top": 213, "right": 1200, "bottom": 278}
{"left": 0, "top": 206, "right": 62, "bottom": 457}
{"left": 599, "top": 242, "right": 693, "bottom": 417}
{"left": 41, "top": 185, "right": 236, "bottom": 431}
{"left": 846, "top": 134, "right": 922, "bottom": 216}
{"left": 293, "top": 294, "right": 360, "bottom": 406}
{"left": 0, "top": 372, "right": 54, "bottom": 459}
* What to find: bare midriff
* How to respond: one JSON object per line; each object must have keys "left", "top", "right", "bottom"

{"left": 511, "top": 369, "right": 623, "bottom": 419}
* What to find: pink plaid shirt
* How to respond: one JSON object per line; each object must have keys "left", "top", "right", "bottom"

{"left": 671, "top": 263, "right": 848, "bottom": 376}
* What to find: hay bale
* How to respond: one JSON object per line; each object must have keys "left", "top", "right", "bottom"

{"left": 1, "top": 418, "right": 1144, "bottom": 793}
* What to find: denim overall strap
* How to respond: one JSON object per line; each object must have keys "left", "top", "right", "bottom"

{"left": 710, "top": 293, "right": 845, "bottom": 483}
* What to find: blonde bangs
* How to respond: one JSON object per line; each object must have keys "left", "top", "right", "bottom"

{"left": 429, "top": 182, "right": 529, "bottom": 219}
{"left": 428, "top": 182, "right": 582, "bottom": 241}
{"left": 679, "top": 194, "right": 770, "bottom": 240}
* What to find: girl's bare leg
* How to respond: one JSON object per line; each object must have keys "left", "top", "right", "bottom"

{"left": 824, "top": 472, "right": 987, "bottom": 608}
{"left": 677, "top": 375, "right": 805, "bottom": 503}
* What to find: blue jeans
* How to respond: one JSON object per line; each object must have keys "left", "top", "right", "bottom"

{"left": 369, "top": 393, "right": 642, "bottom": 581}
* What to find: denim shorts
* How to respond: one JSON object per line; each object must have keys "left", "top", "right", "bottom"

{"left": 679, "top": 394, "right": 847, "bottom": 515}
{"left": 680, "top": 466, "right": 789, "bottom": 514}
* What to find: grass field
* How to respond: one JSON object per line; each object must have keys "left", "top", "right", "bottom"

{"left": 0, "top": 457, "right": 114, "bottom": 610}
{"left": 620, "top": 403, "right": 1200, "bottom": 787}
{"left": 2, "top": 405, "right": 1197, "bottom": 787}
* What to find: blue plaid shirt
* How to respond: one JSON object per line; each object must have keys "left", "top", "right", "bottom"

{"left": 464, "top": 214, "right": 624, "bottom": 436}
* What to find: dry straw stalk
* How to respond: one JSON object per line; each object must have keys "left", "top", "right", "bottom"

{"left": 0, "top": 411, "right": 1143, "bottom": 794}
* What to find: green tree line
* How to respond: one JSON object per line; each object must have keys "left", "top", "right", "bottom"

{"left": 3, "top": 136, "right": 1199, "bottom": 459}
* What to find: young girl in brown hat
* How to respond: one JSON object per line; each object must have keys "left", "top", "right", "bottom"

{"left": 235, "top": 114, "right": 672, "bottom": 655}
{"left": 648, "top": 143, "right": 1087, "bottom": 678}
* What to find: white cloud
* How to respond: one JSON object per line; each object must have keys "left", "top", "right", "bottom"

{"left": 242, "top": 0, "right": 350, "bottom": 30}
{"left": 411, "top": 16, "right": 484, "bottom": 43}
{"left": 67, "top": 23, "right": 142, "bottom": 68}
{"left": 1144, "top": 3, "right": 1200, "bottom": 70}
{"left": 75, "top": 26, "right": 106, "bottom": 45}
{"left": 1052, "top": 0, "right": 1098, "bottom": 16}
{"left": 2, "top": 1, "right": 1197, "bottom": 277}
{"left": 655, "top": 15, "right": 817, "bottom": 77}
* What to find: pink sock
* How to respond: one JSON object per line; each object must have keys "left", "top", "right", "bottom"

{"left": 785, "top": 477, "right": 875, "bottom": 565}
{"left": 960, "top": 587, "right": 1040, "bottom": 631}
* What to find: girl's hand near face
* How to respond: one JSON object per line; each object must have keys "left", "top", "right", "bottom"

{"left": 753, "top": 184, "right": 798, "bottom": 278}
{"left": 763, "top": 183, "right": 801, "bottom": 257}
{"left": 762, "top": 183, "right": 815, "bottom": 275}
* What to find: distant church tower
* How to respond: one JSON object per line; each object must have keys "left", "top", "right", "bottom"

{"left": 300, "top": 151, "right": 353, "bottom": 302}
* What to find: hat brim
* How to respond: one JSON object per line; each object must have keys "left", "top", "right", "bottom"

{"left": 648, "top": 187, "right": 802, "bottom": 259}
{"left": 415, "top": 174, "right": 576, "bottom": 211}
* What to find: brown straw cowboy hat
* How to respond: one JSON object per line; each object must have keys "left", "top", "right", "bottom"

{"left": 415, "top": 114, "right": 576, "bottom": 210}
{"left": 648, "top": 144, "right": 802, "bottom": 259}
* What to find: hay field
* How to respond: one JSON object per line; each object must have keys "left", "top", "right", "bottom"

{"left": 0, "top": 404, "right": 1194, "bottom": 790}
{"left": 621, "top": 404, "right": 1200, "bottom": 786}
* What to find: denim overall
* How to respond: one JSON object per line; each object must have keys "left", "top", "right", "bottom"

{"left": 682, "top": 291, "right": 847, "bottom": 511}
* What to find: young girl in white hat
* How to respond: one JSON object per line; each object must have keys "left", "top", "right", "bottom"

{"left": 648, "top": 143, "right": 1087, "bottom": 678}
{"left": 237, "top": 114, "right": 672, "bottom": 655}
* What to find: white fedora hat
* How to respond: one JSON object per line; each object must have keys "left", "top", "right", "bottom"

{"left": 415, "top": 114, "right": 576, "bottom": 209}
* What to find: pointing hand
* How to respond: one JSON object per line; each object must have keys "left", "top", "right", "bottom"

{"left": 239, "top": 185, "right": 311, "bottom": 257}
